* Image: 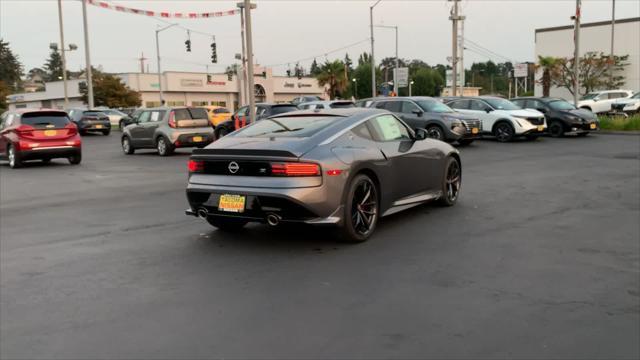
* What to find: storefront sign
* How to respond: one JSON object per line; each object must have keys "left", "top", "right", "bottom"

{"left": 284, "top": 82, "right": 295, "bottom": 88}
{"left": 181, "top": 79, "right": 203, "bottom": 87}
{"left": 298, "top": 83, "right": 312, "bottom": 88}
{"left": 207, "top": 81, "right": 226, "bottom": 86}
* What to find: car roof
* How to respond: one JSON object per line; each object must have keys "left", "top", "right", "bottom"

{"left": 300, "top": 100, "right": 354, "bottom": 105}
{"left": 270, "top": 107, "right": 386, "bottom": 119}
{"left": 10, "top": 108, "right": 67, "bottom": 115}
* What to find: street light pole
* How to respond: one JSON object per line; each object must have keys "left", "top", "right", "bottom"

{"left": 573, "top": 0, "right": 581, "bottom": 106}
{"left": 450, "top": 0, "right": 459, "bottom": 97}
{"left": 374, "top": 24, "right": 399, "bottom": 95}
{"left": 237, "top": 3, "right": 248, "bottom": 106}
{"left": 352, "top": 78, "right": 358, "bottom": 99}
{"left": 409, "top": 80, "right": 414, "bottom": 96}
{"left": 81, "top": 0, "right": 94, "bottom": 108}
{"left": 370, "top": 0, "right": 382, "bottom": 97}
{"left": 609, "top": 0, "right": 615, "bottom": 85}
{"left": 243, "top": 0, "right": 256, "bottom": 123}
{"left": 57, "top": 0, "right": 69, "bottom": 108}
{"left": 155, "top": 23, "right": 177, "bottom": 105}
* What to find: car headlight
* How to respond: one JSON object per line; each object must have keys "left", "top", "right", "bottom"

{"left": 567, "top": 115, "right": 583, "bottom": 123}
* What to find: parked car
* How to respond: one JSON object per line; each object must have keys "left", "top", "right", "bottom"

{"left": 185, "top": 108, "right": 461, "bottom": 242}
{"left": 577, "top": 90, "right": 633, "bottom": 114}
{"left": 297, "top": 100, "right": 355, "bottom": 110}
{"left": 365, "top": 96, "right": 482, "bottom": 145}
{"left": 290, "top": 96, "right": 323, "bottom": 106}
{"left": 354, "top": 98, "right": 378, "bottom": 108}
{"left": 202, "top": 106, "right": 232, "bottom": 127}
{"left": 512, "top": 97, "right": 599, "bottom": 137}
{"left": 121, "top": 107, "right": 214, "bottom": 156}
{"left": 0, "top": 109, "right": 82, "bottom": 168}
{"left": 118, "top": 109, "right": 140, "bottom": 131}
{"left": 96, "top": 108, "right": 128, "bottom": 126}
{"left": 67, "top": 109, "right": 111, "bottom": 135}
{"left": 611, "top": 92, "right": 640, "bottom": 114}
{"left": 213, "top": 103, "right": 299, "bottom": 139}
{"left": 445, "top": 96, "right": 546, "bottom": 142}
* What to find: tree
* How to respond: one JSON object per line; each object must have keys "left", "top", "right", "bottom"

{"left": 536, "top": 56, "right": 558, "bottom": 97}
{"left": 315, "top": 60, "right": 349, "bottom": 99}
{"left": 0, "top": 39, "right": 23, "bottom": 91}
{"left": 411, "top": 68, "right": 444, "bottom": 96}
{"left": 550, "top": 52, "right": 629, "bottom": 96}
{"left": 27, "top": 67, "right": 47, "bottom": 83}
{"left": 43, "top": 49, "right": 67, "bottom": 82}
{"left": 81, "top": 70, "right": 141, "bottom": 108}
{"left": 310, "top": 58, "right": 321, "bottom": 76}
{"left": 0, "top": 81, "right": 10, "bottom": 112}
{"left": 357, "top": 52, "right": 370, "bottom": 66}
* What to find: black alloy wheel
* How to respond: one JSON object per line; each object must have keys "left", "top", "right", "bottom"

{"left": 341, "top": 174, "right": 379, "bottom": 242}
{"left": 439, "top": 157, "right": 461, "bottom": 206}
{"left": 494, "top": 122, "right": 515, "bottom": 142}
{"left": 426, "top": 126, "right": 444, "bottom": 140}
{"left": 549, "top": 121, "right": 565, "bottom": 137}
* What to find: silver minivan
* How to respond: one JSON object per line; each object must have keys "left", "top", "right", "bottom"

{"left": 121, "top": 107, "right": 214, "bottom": 156}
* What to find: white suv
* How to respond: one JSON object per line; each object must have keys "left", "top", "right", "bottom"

{"left": 611, "top": 92, "right": 640, "bottom": 114}
{"left": 577, "top": 90, "right": 633, "bottom": 114}
{"left": 446, "top": 97, "right": 546, "bottom": 142}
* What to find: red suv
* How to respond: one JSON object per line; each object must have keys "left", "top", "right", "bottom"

{"left": 0, "top": 109, "right": 82, "bottom": 168}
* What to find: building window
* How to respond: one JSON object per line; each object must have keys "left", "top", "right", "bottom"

{"left": 167, "top": 101, "right": 185, "bottom": 106}
{"left": 145, "top": 101, "right": 161, "bottom": 108}
{"left": 15, "top": 104, "right": 27, "bottom": 109}
{"left": 192, "top": 101, "right": 208, "bottom": 106}
{"left": 210, "top": 101, "right": 227, "bottom": 107}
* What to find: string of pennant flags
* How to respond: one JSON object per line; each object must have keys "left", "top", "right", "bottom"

{"left": 86, "top": 0, "right": 240, "bottom": 19}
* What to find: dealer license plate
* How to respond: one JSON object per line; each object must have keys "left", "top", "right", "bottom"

{"left": 95, "top": 124, "right": 103, "bottom": 129}
{"left": 44, "top": 130, "right": 57, "bottom": 136}
{"left": 218, "top": 194, "right": 245, "bottom": 213}
{"left": 590, "top": 123, "right": 596, "bottom": 129}
{"left": 471, "top": 128, "right": 479, "bottom": 134}
{"left": 537, "top": 125, "right": 544, "bottom": 131}
{"left": 193, "top": 136, "right": 203, "bottom": 142}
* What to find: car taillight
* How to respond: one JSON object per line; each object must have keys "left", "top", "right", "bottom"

{"left": 168, "top": 111, "right": 176, "bottom": 128}
{"left": 270, "top": 162, "right": 320, "bottom": 176}
{"left": 65, "top": 122, "right": 78, "bottom": 135}
{"left": 188, "top": 159, "right": 204, "bottom": 173}
{"left": 15, "top": 125, "right": 35, "bottom": 137}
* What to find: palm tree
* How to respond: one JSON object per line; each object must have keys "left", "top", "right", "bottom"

{"left": 537, "top": 56, "right": 558, "bottom": 97}
{"left": 315, "top": 60, "right": 348, "bottom": 100}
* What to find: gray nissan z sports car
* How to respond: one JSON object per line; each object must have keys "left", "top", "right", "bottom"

{"left": 185, "top": 108, "right": 462, "bottom": 242}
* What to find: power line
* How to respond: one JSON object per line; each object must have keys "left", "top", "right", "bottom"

{"left": 463, "top": 38, "right": 515, "bottom": 62}
{"left": 264, "top": 38, "right": 371, "bottom": 68}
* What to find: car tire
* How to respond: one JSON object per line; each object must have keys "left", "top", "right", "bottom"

{"left": 339, "top": 174, "right": 379, "bottom": 243}
{"left": 156, "top": 136, "right": 174, "bottom": 156}
{"left": 457, "top": 139, "right": 474, "bottom": 146}
{"left": 102, "top": 129, "right": 111, "bottom": 136}
{"left": 549, "top": 121, "right": 565, "bottom": 137}
{"left": 577, "top": 132, "right": 590, "bottom": 137}
{"left": 215, "top": 127, "right": 229, "bottom": 140}
{"left": 426, "top": 125, "right": 445, "bottom": 141}
{"left": 493, "top": 122, "right": 515, "bottom": 142}
{"left": 438, "top": 156, "right": 461, "bottom": 207}
{"left": 206, "top": 217, "right": 248, "bottom": 231}
{"left": 122, "top": 136, "right": 135, "bottom": 155}
{"left": 7, "top": 145, "right": 22, "bottom": 169}
{"left": 68, "top": 152, "right": 82, "bottom": 165}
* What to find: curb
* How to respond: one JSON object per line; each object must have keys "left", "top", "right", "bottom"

{"left": 597, "top": 130, "right": 640, "bottom": 136}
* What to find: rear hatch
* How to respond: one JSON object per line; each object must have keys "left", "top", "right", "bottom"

{"left": 171, "top": 108, "right": 211, "bottom": 128}
{"left": 19, "top": 111, "right": 77, "bottom": 141}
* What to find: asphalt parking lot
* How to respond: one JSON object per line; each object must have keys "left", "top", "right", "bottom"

{"left": 1, "top": 133, "right": 639, "bottom": 359}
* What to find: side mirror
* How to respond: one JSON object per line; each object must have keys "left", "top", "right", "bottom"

{"left": 414, "top": 128, "right": 428, "bottom": 140}
{"left": 412, "top": 109, "right": 424, "bottom": 117}
{"left": 484, "top": 108, "right": 492, "bottom": 113}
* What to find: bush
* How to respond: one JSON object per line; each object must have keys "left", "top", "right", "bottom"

{"left": 598, "top": 115, "right": 640, "bottom": 131}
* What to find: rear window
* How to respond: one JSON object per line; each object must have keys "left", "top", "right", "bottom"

{"left": 21, "top": 112, "right": 70, "bottom": 128}
{"left": 84, "top": 111, "right": 106, "bottom": 117}
{"left": 329, "top": 102, "right": 354, "bottom": 109}
{"left": 234, "top": 116, "right": 338, "bottom": 138}
{"left": 174, "top": 108, "right": 209, "bottom": 120}
{"left": 270, "top": 106, "right": 299, "bottom": 115}
{"left": 213, "top": 108, "right": 230, "bottom": 114}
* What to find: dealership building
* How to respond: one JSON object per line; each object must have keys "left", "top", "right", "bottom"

{"left": 534, "top": 17, "right": 640, "bottom": 99}
{"left": 6, "top": 67, "right": 326, "bottom": 111}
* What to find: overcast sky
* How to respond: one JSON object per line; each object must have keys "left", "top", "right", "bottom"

{"left": 1, "top": 0, "right": 639, "bottom": 76}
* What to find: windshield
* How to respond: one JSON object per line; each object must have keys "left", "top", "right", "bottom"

{"left": 234, "top": 116, "right": 337, "bottom": 138}
{"left": 416, "top": 100, "right": 454, "bottom": 113}
{"left": 548, "top": 100, "right": 576, "bottom": 111}
{"left": 580, "top": 93, "right": 599, "bottom": 100}
{"left": 484, "top": 98, "right": 521, "bottom": 110}
{"left": 631, "top": 93, "right": 640, "bottom": 99}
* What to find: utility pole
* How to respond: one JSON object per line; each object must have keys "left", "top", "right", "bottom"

{"left": 370, "top": 0, "right": 382, "bottom": 97}
{"left": 139, "top": 53, "right": 147, "bottom": 73}
{"left": 81, "top": 0, "right": 94, "bottom": 108}
{"left": 449, "top": 0, "right": 459, "bottom": 97}
{"left": 609, "top": 0, "right": 615, "bottom": 85}
{"left": 238, "top": 3, "right": 250, "bottom": 106}
{"left": 394, "top": 26, "right": 398, "bottom": 95}
{"left": 573, "top": 0, "right": 581, "bottom": 106}
{"left": 243, "top": 0, "right": 256, "bottom": 123}
{"left": 459, "top": 15, "right": 465, "bottom": 96}
{"left": 155, "top": 23, "right": 177, "bottom": 105}
{"left": 57, "top": 0, "right": 69, "bottom": 108}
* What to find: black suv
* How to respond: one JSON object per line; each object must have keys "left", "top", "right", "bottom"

{"left": 213, "top": 103, "right": 299, "bottom": 139}
{"left": 67, "top": 109, "right": 111, "bottom": 135}
{"left": 512, "top": 97, "right": 599, "bottom": 137}
{"left": 365, "top": 96, "right": 482, "bottom": 145}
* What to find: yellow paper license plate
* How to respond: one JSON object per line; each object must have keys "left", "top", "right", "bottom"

{"left": 537, "top": 125, "right": 544, "bottom": 131}
{"left": 218, "top": 194, "right": 245, "bottom": 213}
{"left": 193, "top": 136, "right": 203, "bottom": 142}
{"left": 590, "top": 123, "right": 596, "bottom": 129}
{"left": 95, "top": 124, "right": 103, "bottom": 129}
{"left": 471, "top": 128, "right": 479, "bottom": 134}
{"left": 44, "top": 130, "right": 57, "bottom": 136}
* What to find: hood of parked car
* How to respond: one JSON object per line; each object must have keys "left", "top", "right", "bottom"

{"left": 500, "top": 109, "right": 545, "bottom": 118}
{"left": 560, "top": 108, "right": 598, "bottom": 121}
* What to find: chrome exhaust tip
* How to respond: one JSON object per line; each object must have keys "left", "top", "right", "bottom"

{"left": 266, "top": 213, "right": 281, "bottom": 226}
{"left": 196, "top": 208, "right": 209, "bottom": 219}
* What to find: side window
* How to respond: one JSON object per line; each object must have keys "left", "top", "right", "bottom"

{"left": 615, "top": 92, "right": 628, "bottom": 99}
{"left": 237, "top": 106, "right": 249, "bottom": 116}
{"left": 256, "top": 107, "right": 267, "bottom": 117}
{"left": 528, "top": 100, "right": 544, "bottom": 109}
{"left": 511, "top": 99, "right": 525, "bottom": 108}
{"left": 149, "top": 111, "right": 164, "bottom": 122}
{"left": 449, "top": 100, "right": 469, "bottom": 110}
{"left": 368, "top": 115, "right": 411, "bottom": 142}
{"left": 351, "top": 123, "right": 373, "bottom": 140}
{"left": 469, "top": 100, "right": 489, "bottom": 111}
{"left": 374, "top": 101, "right": 387, "bottom": 109}
{"left": 401, "top": 101, "right": 420, "bottom": 114}
{"left": 383, "top": 101, "right": 402, "bottom": 113}
{"left": 138, "top": 111, "right": 151, "bottom": 123}
{"left": 315, "top": 104, "right": 324, "bottom": 109}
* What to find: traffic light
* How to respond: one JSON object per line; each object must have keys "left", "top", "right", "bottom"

{"left": 210, "top": 42, "right": 217, "bottom": 63}
{"left": 185, "top": 39, "right": 191, "bottom": 52}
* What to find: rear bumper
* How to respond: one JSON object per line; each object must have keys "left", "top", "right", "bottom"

{"left": 78, "top": 121, "right": 111, "bottom": 131}
{"left": 175, "top": 133, "right": 214, "bottom": 148}
{"left": 19, "top": 146, "right": 80, "bottom": 160}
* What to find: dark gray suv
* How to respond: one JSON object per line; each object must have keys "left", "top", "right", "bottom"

{"left": 121, "top": 107, "right": 214, "bottom": 156}
{"left": 365, "top": 97, "right": 482, "bottom": 145}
